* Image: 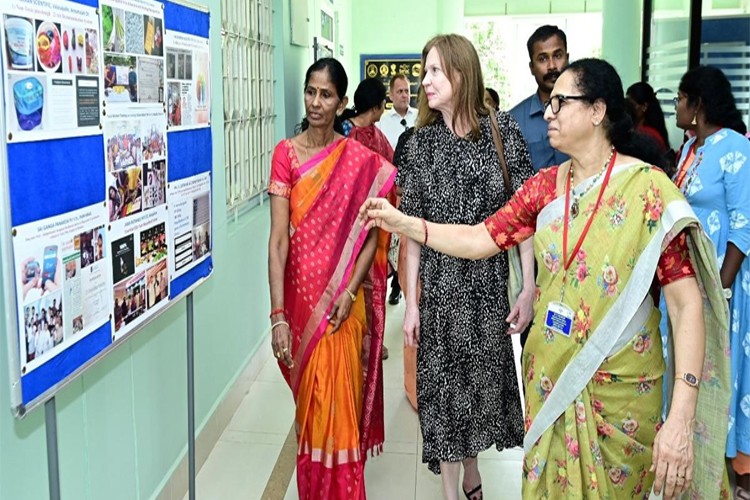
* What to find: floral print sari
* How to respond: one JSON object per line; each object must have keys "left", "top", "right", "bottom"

{"left": 484, "top": 162, "right": 730, "bottom": 499}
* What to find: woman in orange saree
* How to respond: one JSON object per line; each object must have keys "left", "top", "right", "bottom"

{"left": 268, "top": 58, "right": 395, "bottom": 499}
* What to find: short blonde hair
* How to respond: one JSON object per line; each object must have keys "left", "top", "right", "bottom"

{"left": 416, "top": 34, "right": 488, "bottom": 139}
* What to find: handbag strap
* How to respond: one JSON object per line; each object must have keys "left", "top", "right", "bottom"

{"left": 488, "top": 112, "right": 513, "bottom": 198}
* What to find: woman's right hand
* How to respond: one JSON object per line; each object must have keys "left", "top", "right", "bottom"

{"left": 403, "top": 303, "right": 420, "bottom": 347}
{"left": 359, "top": 197, "right": 403, "bottom": 233}
{"left": 271, "top": 322, "right": 294, "bottom": 368}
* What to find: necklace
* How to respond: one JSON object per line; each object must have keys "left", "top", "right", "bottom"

{"left": 674, "top": 144, "right": 704, "bottom": 196}
{"left": 568, "top": 146, "right": 615, "bottom": 218}
{"left": 300, "top": 130, "right": 334, "bottom": 163}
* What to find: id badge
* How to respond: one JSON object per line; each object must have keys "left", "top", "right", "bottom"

{"left": 545, "top": 301, "right": 574, "bottom": 337}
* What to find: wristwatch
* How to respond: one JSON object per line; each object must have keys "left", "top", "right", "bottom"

{"left": 677, "top": 372, "right": 700, "bottom": 388}
{"left": 723, "top": 287, "right": 733, "bottom": 300}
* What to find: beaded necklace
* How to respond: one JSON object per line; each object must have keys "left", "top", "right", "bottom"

{"left": 569, "top": 146, "right": 615, "bottom": 218}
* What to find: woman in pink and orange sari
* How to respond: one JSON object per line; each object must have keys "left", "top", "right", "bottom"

{"left": 267, "top": 58, "right": 395, "bottom": 499}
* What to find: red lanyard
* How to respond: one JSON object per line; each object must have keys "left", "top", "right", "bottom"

{"left": 562, "top": 151, "right": 617, "bottom": 272}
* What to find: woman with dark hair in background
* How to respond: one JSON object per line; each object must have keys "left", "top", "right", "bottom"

{"left": 361, "top": 58, "right": 731, "bottom": 499}
{"left": 399, "top": 34, "right": 535, "bottom": 500}
{"left": 340, "top": 77, "right": 396, "bottom": 359}
{"left": 267, "top": 58, "right": 395, "bottom": 499}
{"left": 626, "top": 81, "right": 670, "bottom": 153}
{"left": 671, "top": 65, "right": 750, "bottom": 499}
{"left": 484, "top": 87, "right": 500, "bottom": 111}
{"left": 341, "top": 77, "right": 394, "bottom": 162}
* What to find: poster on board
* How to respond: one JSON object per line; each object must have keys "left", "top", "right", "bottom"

{"left": 1, "top": 0, "right": 102, "bottom": 143}
{"left": 100, "top": 0, "right": 164, "bottom": 105}
{"left": 12, "top": 204, "right": 112, "bottom": 375}
{"left": 103, "top": 106, "right": 169, "bottom": 339}
{"left": 168, "top": 172, "right": 210, "bottom": 278}
{"left": 165, "top": 31, "right": 210, "bottom": 130}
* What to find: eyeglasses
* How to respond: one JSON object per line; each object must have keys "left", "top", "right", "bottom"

{"left": 544, "top": 94, "right": 591, "bottom": 114}
{"left": 672, "top": 95, "right": 685, "bottom": 107}
{"left": 400, "top": 118, "right": 407, "bottom": 129}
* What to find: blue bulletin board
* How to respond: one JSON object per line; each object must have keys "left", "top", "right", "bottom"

{"left": 0, "top": 0, "right": 212, "bottom": 416}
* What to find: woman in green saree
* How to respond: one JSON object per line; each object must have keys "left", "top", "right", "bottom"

{"left": 358, "top": 58, "right": 731, "bottom": 500}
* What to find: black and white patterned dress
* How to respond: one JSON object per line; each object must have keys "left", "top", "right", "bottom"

{"left": 398, "top": 111, "right": 533, "bottom": 474}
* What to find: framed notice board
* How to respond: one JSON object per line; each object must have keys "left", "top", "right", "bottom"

{"left": 0, "top": 0, "right": 213, "bottom": 417}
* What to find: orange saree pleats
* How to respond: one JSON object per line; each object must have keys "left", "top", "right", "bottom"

{"left": 296, "top": 292, "right": 367, "bottom": 500}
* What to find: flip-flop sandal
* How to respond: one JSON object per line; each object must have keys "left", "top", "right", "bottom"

{"left": 463, "top": 483, "right": 482, "bottom": 500}
{"left": 736, "top": 485, "right": 750, "bottom": 500}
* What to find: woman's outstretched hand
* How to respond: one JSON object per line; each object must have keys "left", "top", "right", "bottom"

{"left": 358, "top": 197, "right": 403, "bottom": 233}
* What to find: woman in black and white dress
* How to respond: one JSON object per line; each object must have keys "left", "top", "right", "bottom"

{"left": 398, "top": 34, "right": 535, "bottom": 500}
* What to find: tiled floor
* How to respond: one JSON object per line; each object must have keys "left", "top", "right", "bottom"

{"left": 189, "top": 290, "right": 526, "bottom": 499}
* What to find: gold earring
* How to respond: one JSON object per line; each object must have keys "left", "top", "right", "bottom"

{"left": 691, "top": 114, "right": 697, "bottom": 126}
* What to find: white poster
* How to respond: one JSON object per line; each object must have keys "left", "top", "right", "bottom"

{"left": 101, "top": 0, "right": 164, "bottom": 106}
{"left": 110, "top": 205, "right": 170, "bottom": 339}
{"left": 1, "top": 0, "right": 102, "bottom": 143}
{"left": 168, "top": 172, "right": 211, "bottom": 278}
{"left": 12, "top": 204, "right": 111, "bottom": 374}
{"left": 165, "top": 31, "right": 210, "bottom": 130}
{"left": 104, "top": 106, "right": 167, "bottom": 223}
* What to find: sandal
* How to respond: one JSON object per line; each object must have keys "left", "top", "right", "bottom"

{"left": 736, "top": 486, "right": 750, "bottom": 500}
{"left": 463, "top": 483, "right": 482, "bottom": 500}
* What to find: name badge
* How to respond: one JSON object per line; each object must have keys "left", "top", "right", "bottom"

{"left": 545, "top": 301, "right": 574, "bottom": 337}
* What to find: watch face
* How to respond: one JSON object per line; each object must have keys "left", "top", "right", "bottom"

{"left": 685, "top": 373, "right": 698, "bottom": 385}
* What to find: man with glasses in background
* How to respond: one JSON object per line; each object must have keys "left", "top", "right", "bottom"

{"left": 377, "top": 73, "right": 417, "bottom": 305}
{"left": 511, "top": 25, "right": 570, "bottom": 172}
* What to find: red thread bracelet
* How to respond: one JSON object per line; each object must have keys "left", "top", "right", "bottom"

{"left": 421, "top": 218, "right": 428, "bottom": 246}
{"left": 270, "top": 308, "right": 284, "bottom": 318}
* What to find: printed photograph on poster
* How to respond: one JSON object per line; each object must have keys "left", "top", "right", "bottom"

{"left": 12, "top": 205, "right": 111, "bottom": 374}
{"left": 141, "top": 113, "right": 165, "bottom": 161}
{"left": 109, "top": 205, "right": 169, "bottom": 338}
{"left": 165, "top": 31, "right": 210, "bottom": 130}
{"left": 1, "top": 0, "right": 102, "bottom": 142}
{"left": 104, "top": 107, "right": 168, "bottom": 221}
{"left": 143, "top": 159, "right": 166, "bottom": 209}
{"left": 168, "top": 173, "right": 211, "bottom": 278}
{"left": 101, "top": 0, "right": 164, "bottom": 106}
{"left": 113, "top": 270, "right": 146, "bottom": 332}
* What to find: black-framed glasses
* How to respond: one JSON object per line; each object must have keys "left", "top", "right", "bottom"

{"left": 400, "top": 118, "right": 407, "bottom": 129}
{"left": 544, "top": 94, "right": 591, "bottom": 114}
{"left": 672, "top": 95, "right": 684, "bottom": 107}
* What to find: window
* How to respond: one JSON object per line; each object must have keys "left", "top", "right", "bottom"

{"left": 221, "top": 0, "right": 275, "bottom": 212}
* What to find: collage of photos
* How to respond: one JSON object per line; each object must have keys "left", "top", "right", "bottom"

{"left": 14, "top": 209, "right": 111, "bottom": 372}
{"left": 165, "top": 31, "right": 210, "bottom": 129}
{"left": 2, "top": 0, "right": 101, "bottom": 141}
{"left": 101, "top": 2, "right": 164, "bottom": 105}
{"left": 110, "top": 218, "right": 169, "bottom": 334}
{"left": 105, "top": 111, "right": 167, "bottom": 222}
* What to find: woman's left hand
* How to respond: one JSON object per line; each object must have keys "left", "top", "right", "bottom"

{"left": 651, "top": 413, "right": 694, "bottom": 499}
{"left": 328, "top": 292, "right": 353, "bottom": 333}
{"left": 506, "top": 287, "right": 534, "bottom": 334}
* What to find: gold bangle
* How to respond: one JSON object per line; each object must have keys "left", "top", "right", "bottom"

{"left": 344, "top": 287, "right": 356, "bottom": 302}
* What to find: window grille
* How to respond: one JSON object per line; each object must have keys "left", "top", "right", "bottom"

{"left": 221, "top": 0, "right": 275, "bottom": 211}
